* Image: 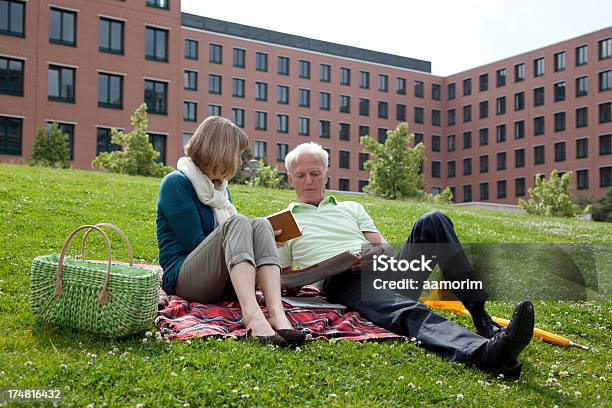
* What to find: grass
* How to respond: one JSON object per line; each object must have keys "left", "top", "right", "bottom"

{"left": 0, "top": 163, "right": 610, "bottom": 407}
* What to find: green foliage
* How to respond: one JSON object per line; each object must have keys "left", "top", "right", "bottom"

{"left": 592, "top": 188, "right": 612, "bottom": 222}
{"left": 360, "top": 122, "right": 426, "bottom": 199}
{"left": 231, "top": 148, "right": 253, "bottom": 185}
{"left": 91, "top": 103, "right": 173, "bottom": 178}
{"left": 518, "top": 170, "right": 579, "bottom": 217}
{"left": 430, "top": 186, "right": 454, "bottom": 204}
{"left": 29, "top": 123, "right": 70, "bottom": 169}
{"left": 247, "top": 159, "right": 282, "bottom": 189}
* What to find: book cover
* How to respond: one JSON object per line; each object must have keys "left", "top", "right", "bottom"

{"left": 266, "top": 209, "right": 302, "bottom": 242}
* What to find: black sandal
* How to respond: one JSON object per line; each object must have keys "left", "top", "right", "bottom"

{"left": 247, "top": 329, "right": 289, "bottom": 347}
{"left": 275, "top": 329, "right": 306, "bottom": 347}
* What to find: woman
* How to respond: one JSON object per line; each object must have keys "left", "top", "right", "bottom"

{"left": 156, "top": 116, "right": 304, "bottom": 347}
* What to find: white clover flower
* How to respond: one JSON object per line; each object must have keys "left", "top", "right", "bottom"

{"left": 142, "top": 338, "right": 148, "bottom": 344}
{"left": 398, "top": 376, "right": 405, "bottom": 380}
{"left": 410, "top": 337, "right": 417, "bottom": 342}
{"left": 145, "top": 331, "right": 153, "bottom": 337}
{"left": 574, "top": 391, "right": 581, "bottom": 397}
{"left": 185, "top": 340, "right": 192, "bottom": 345}
{"left": 329, "top": 394, "right": 338, "bottom": 399}
{"left": 24, "top": 361, "right": 33, "bottom": 368}
{"left": 436, "top": 380, "right": 443, "bottom": 385}
{"left": 244, "top": 363, "right": 251, "bottom": 369}
{"left": 456, "top": 393, "right": 464, "bottom": 400}
{"left": 171, "top": 372, "right": 177, "bottom": 377}
{"left": 408, "top": 383, "right": 415, "bottom": 389}
{"left": 253, "top": 386, "right": 259, "bottom": 391}
{"left": 136, "top": 404, "right": 144, "bottom": 408}
{"left": 497, "top": 373, "right": 505, "bottom": 380}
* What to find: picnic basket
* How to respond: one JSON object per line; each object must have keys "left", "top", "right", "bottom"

{"left": 29, "top": 224, "right": 159, "bottom": 337}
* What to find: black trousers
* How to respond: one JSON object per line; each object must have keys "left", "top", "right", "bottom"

{"left": 324, "top": 210, "right": 488, "bottom": 363}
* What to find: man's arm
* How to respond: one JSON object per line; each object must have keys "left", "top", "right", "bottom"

{"left": 363, "top": 231, "right": 387, "bottom": 244}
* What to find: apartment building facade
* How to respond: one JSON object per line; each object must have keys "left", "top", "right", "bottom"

{"left": 1, "top": 0, "right": 610, "bottom": 203}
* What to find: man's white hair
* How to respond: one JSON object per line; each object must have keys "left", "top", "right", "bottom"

{"left": 285, "top": 142, "right": 329, "bottom": 173}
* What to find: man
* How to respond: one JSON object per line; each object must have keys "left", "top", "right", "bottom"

{"left": 278, "top": 142, "right": 535, "bottom": 379}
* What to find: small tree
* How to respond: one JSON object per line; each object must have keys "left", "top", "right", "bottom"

{"left": 518, "top": 170, "right": 579, "bottom": 217}
{"left": 30, "top": 123, "right": 70, "bottom": 168}
{"left": 248, "top": 159, "right": 282, "bottom": 189}
{"left": 592, "top": 188, "right": 612, "bottom": 222}
{"left": 360, "top": 122, "right": 426, "bottom": 199}
{"left": 92, "top": 103, "right": 173, "bottom": 177}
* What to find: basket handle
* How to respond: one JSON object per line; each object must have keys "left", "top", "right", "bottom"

{"left": 81, "top": 223, "right": 134, "bottom": 266}
{"left": 55, "top": 225, "right": 112, "bottom": 305}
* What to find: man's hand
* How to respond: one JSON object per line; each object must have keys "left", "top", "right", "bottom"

{"left": 351, "top": 244, "right": 395, "bottom": 271}
{"left": 274, "top": 229, "right": 286, "bottom": 248}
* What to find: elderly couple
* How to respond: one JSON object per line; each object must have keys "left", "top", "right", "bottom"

{"left": 156, "top": 116, "right": 535, "bottom": 379}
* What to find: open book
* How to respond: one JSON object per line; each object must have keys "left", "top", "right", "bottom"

{"left": 280, "top": 250, "right": 357, "bottom": 288}
{"left": 266, "top": 209, "right": 302, "bottom": 242}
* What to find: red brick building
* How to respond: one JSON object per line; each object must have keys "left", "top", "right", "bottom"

{"left": 1, "top": 0, "right": 610, "bottom": 203}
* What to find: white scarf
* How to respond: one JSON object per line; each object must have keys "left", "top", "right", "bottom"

{"left": 177, "top": 157, "right": 237, "bottom": 226}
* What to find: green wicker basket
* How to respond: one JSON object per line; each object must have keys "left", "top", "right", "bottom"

{"left": 29, "top": 224, "right": 160, "bottom": 337}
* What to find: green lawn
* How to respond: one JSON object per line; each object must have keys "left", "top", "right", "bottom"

{"left": 0, "top": 163, "right": 610, "bottom": 407}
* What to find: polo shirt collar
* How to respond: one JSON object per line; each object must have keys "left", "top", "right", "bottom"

{"left": 289, "top": 195, "right": 337, "bottom": 211}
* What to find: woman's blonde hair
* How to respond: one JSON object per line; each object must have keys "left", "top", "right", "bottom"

{"left": 185, "top": 116, "right": 248, "bottom": 180}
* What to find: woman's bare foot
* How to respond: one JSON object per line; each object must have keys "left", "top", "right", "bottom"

{"left": 266, "top": 308, "right": 294, "bottom": 331}
{"left": 244, "top": 313, "right": 276, "bottom": 337}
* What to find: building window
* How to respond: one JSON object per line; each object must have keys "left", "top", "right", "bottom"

{"left": 461, "top": 185, "right": 471, "bottom": 202}
{"left": 396, "top": 104, "right": 406, "bottom": 121}
{"left": 232, "top": 78, "right": 245, "bottom": 98}
{"left": 256, "top": 52, "right": 268, "bottom": 71}
{"left": 276, "top": 114, "right": 289, "bottom": 133}
{"left": 576, "top": 169, "right": 589, "bottom": 190}
{"left": 431, "top": 161, "right": 440, "bottom": 178}
{"left": 253, "top": 141, "right": 266, "bottom": 160}
{"left": 208, "top": 104, "right": 221, "bottom": 117}
{"left": 534, "top": 87, "right": 545, "bottom": 107}
{"left": 379, "top": 102, "right": 389, "bottom": 119}
{"left": 576, "top": 138, "right": 588, "bottom": 159}
{"left": 208, "top": 74, "right": 222, "bottom": 94}
{"left": 144, "top": 79, "right": 167, "bottom": 115}
{"left": 48, "top": 65, "right": 75, "bottom": 103}
{"left": 182, "top": 101, "right": 196, "bottom": 122}
{"left": 298, "top": 117, "right": 310, "bottom": 136}
{"left": 359, "top": 98, "right": 369, "bottom": 116}
{"left": 479, "top": 128, "right": 489, "bottom": 146}
{"left": 479, "top": 155, "right": 488, "bottom": 173}
{"left": 554, "top": 141, "right": 566, "bottom": 162}
{"left": 443, "top": 109, "right": 454, "bottom": 128}
{"left": 397, "top": 77, "right": 407, "bottom": 95}
{"left": 534, "top": 116, "right": 545, "bottom": 136}
{"left": 339, "top": 95, "right": 350, "bottom": 113}
{"left": 414, "top": 80, "right": 424, "bottom": 97}
{"left": 339, "top": 178, "right": 350, "bottom": 191}
{"left": 496, "top": 152, "right": 507, "bottom": 170}
{"left": 431, "top": 83, "right": 441, "bottom": 100}
{"left": 600, "top": 102, "right": 612, "bottom": 124}
{"left": 378, "top": 74, "right": 388, "bottom": 92}
{"left": 339, "top": 123, "right": 350, "bottom": 141}
{"left": 255, "top": 81, "right": 267, "bottom": 101}
{"left": 0, "top": 0, "right": 25, "bottom": 37}
{"left": 462, "top": 78, "right": 471, "bottom": 96}
{"left": 576, "top": 45, "right": 588, "bottom": 66}
{"left": 96, "top": 127, "right": 120, "bottom": 156}
{"left": 447, "top": 135, "right": 456, "bottom": 152}
{"left": 359, "top": 153, "right": 369, "bottom": 170}
{"left": 50, "top": 8, "right": 76, "bottom": 46}
{"left": 145, "top": 27, "right": 168, "bottom": 62}
{"left": 599, "top": 38, "right": 611, "bottom": 60}
{"left": 514, "top": 120, "right": 525, "bottom": 139}
{"left": 576, "top": 107, "right": 588, "bottom": 128}
{"left": 554, "top": 51, "right": 566, "bottom": 72}
{"left": 0, "top": 115, "right": 21, "bottom": 155}
{"left": 233, "top": 48, "right": 245, "bottom": 68}
{"left": 554, "top": 82, "right": 566, "bottom": 102}
{"left": 463, "top": 158, "right": 472, "bottom": 176}
{"left": 378, "top": 128, "right": 388, "bottom": 144}
{"left": 46, "top": 122, "right": 74, "bottom": 160}
{"left": 320, "top": 92, "right": 330, "bottom": 110}
{"left": 600, "top": 134, "right": 611, "bottom": 155}
{"left": 277, "top": 85, "right": 289, "bottom": 104}
{"left": 359, "top": 71, "right": 370, "bottom": 89}
{"left": 339, "top": 150, "right": 350, "bottom": 169}
{"left": 299, "top": 88, "right": 310, "bottom": 107}
{"left": 463, "top": 105, "right": 471, "bottom": 123}
{"left": 600, "top": 167, "right": 612, "bottom": 187}
{"left": 0, "top": 56, "right": 23, "bottom": 96}
{"left": 599, "top": 70, "right": 611, "bottom": 92}
{"left": 255, "top": 111, "right": 267, "bottom": 131}
{"left": 512, "top": 91, "right": 524, "bottom": 111}
{"left": 99, "top": 17, "right": 123, "bottom": 54}
{"left": 534, "top": 57, "right": 545, "bottom": 77}
{"left": 340, "top": 67, "right": 350, "bottom": 85}
{"left": 479, "top": 101, "right": 488, "bottom": 119}
{"left": 184, "top": 39, "right": 198, "bottom": 60}
{"left": 496, "top": 96, "right": 506, "bottom": 115}
{"left": 209, "top": 43, "right": 222, "bottom": 64}
{"left": 534, "top": 145, "right": 545, "bottom": 165}
{"left": 514, "top": 63, "right": 525, "bottom": 82}
{"left": 359, "top": 125, "right": 369, "bottom": 137}
{"left": 184, "top": 70, "right": 197, "bottom": 91}
{"left": 432, "top": 135, "right": 441, "bottom": 152}
{"left": 319, "top": 120, "right": 330, "bottom": 138}
{"left": 231, "top": 108, "right": 244, "bottom": 127}
{"left": 148, "top": 133, "right": 166, "bottom": 164}
{"left": 554, "top": 112, "right": 566, "bottom": 132}
{"left": 98, "top": 73, "right": 122, "bottom": 109}
{"left": 146, "top": 0, "right": 169, "bottom": 9}
{"left": 480, "top": 182, "right": 489, "bottom": 201}
{"left": 299, "top": 60, "right": 310, "bottom": 79}
{"left": 276, "top": 143, "right": 288, "bottom": 162}
{"left": 576, "top": 76, "right": 588, "bottom": 97}
{"left": 447, "top": 160, "right": 456, "bottom": 178}
{"left": 515, "top": 178, "right": 526, "bottom": 197}
{"left": 463, "top": 131, "right": 472, "bottom": 149}
{"left": 479, "top": 73, "right": 488, "bottom": 92}
{"left": 497, "top": 180, "right": 507, "bottom": 199}
{"left": 496, "top": 124, "right": 506, "bottom": 143}
{"left": 496, "top": 68, "right": 506, "bottom": 87}
{"left": 447, "top": 83, "right": 456, "bottom": 100}
{"left": 414, "top": 107, "right": 424, "bottom": 124}
{"left": 320, "top": 63, "right": 330, "bottom": 82}
{"left": 430, "top": 109, "right": 440, "bottom": 126}
{"left": 515, "top": 148, "right": 525, "bottom": 168}
{"left": 413, "top": 132, "right": 423, "bottom": 146}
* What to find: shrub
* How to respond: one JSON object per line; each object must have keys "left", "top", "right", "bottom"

{"left": 592, "top": 188, "right": 612, "bottom": 222}
{"left": 247, "top": 159, "right": 282, "bottom": 189}
{"left": 518, "top": 170, "right": 579, "bottom": 217}
{"left": 29, "top": 123, "right": 70, "bottom": 168}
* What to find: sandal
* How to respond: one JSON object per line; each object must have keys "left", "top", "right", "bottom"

{"left": 275, "top": 328, "right": 306, "bottom": 347}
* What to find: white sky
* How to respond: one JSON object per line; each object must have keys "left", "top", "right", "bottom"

{"left": 181, "top": 0, "right": 612, "bottom": 76}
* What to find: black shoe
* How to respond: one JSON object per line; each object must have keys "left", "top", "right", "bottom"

{"left": 478, "top": 300, "right": 534, "bottom": 379}
{"left": 247, "top": 329, "right": 289, "bottom": 348}
{"left": 464, "top": 301, "right": 505, "bottom": 339}
{"left": 275, "top": 329, "right": 306, "bottom": 347}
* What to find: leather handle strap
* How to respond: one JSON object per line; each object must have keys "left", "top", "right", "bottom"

{"left": 81, "top": 223, "right": 134, "bottom": 266}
